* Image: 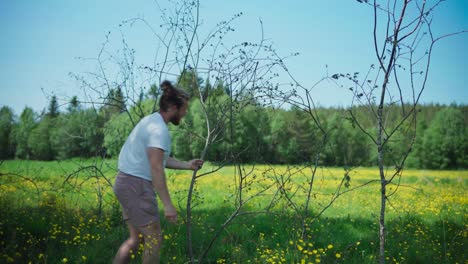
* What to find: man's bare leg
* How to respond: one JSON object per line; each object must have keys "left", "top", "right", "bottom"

{"left": 137, "top": 221, "right": 163, "bottom": 264}
{"left": 113, "top": 221, "right": 142, "bottom": 264}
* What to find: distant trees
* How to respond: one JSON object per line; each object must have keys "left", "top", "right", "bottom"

{"left": 417, "top": 107, "right": 467, "bottom": 169}
{"left": 28, "top": 115, "right": 54, "bottom": 160}
{"left": 47, "top": 96, "right": 59, "bottom": 118}
{"left": 177, "top": 69, "right": 203, "bottom": 99}
{"left": 0, "top": 106, "right": 15, "bottom": 159}
{"left": 102, "top": 109, "right": 134, "bottom": 157}
{"left": 2, "top": 96, "right": 106, "bottom": 160}
{"left": 13, "top": 107, "right": 37, "bottom": 159}
{"left": 0, "top": 89, "right": 466, "bottom": 169}
{"left": 51, "top": 108, "right": 105, "bottom": 159}
{"left": 100, "top": 87, "right": 127, "bottom": 122}
{"left": 322, "top": 112, "right": 371, "bottom": 166}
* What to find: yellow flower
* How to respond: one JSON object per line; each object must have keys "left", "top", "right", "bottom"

{"left": 62, "top": 258, "right": 68, "bottom": 263}
{"left": 336, "top": 253, "right": 342, "bottom": 258}
{"left": 327, "top": 244, "right": 333, "bottom": 249}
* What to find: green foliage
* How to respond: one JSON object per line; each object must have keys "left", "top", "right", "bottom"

{"left": 103, "top": 112, "right": 135, "bottom": 157}
{"left": 1, "top": 85, "right": 466, "bottom": 169}
{"left": 418, "top": 107, "right": 467, "bottom": 169}
{"left": 177, "top": 69, "right": 203, "bottom": 99}
{"left": 28, "top": 116, "right": 55, "bottom": 160}
{"left": 171, "top": 89, "right": 231, "bottom": 161}
{"left": 323, "top": 112, "right": 371, "bottom": 166}
{"left": 47, "top": 95, "right": 59, "bottom": 118}
{"left": 51, "top": 109, "right": 105, "bottom": 159}
{"left": 100, "top": 87, "right": 127, "bottom": 122}
{"left": 67, "top": 96, "right": 81, "bottom": 113}
{"left": 13, "top": 107, "right": 37, "bottom": 159}
{"left": 171, "top": 99, "right": 204, "bottom": 160}
{"left": 229, "top": 104, "right": 270, "bottom": 162}
{"left": 0, "top": 106, "right": 15, "bottom": 159}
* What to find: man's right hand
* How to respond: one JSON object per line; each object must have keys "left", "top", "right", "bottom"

{"left": 164, "top": 204, "right": 178, "bottom": 223}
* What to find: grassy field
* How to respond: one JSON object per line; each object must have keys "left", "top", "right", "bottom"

{"left": 0, "top": 159, "right": 466, "bottom": 263}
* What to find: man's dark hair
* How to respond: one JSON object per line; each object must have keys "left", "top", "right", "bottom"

{"left": 159, "top": 80, "right": 189, "bottom": 111}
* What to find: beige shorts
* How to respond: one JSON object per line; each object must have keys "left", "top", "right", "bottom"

{"left": 113, "top": 171, "right": 159, "bottom": 226}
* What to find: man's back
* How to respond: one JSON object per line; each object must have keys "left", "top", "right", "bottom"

{"left": 117, "top": 112, "right": 171, "bottom": 181}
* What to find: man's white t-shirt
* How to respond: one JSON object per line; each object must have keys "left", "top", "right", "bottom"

{"left": 118, "top": 112, "right": 171, "bottom": 181}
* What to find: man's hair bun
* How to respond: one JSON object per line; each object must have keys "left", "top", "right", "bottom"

{"left": 158, "top": 80, "right": 189, "bottom": 111}
{"left": 160, "top": 80, "right": 174, "bottom": 94}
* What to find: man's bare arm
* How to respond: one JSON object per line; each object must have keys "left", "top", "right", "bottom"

{"left": 166, "top": 156, "right": 204, "bottom": 170}
{"left": 146, "top": 147, "right": 177, "bottom": 222}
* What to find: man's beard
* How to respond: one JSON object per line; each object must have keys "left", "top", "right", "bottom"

{"left": 170, "top": 114, "right": 181, "bottom": 125}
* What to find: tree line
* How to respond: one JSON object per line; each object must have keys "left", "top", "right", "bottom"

{"left": 0, "top": 74, "right": 466, "bottom": 169}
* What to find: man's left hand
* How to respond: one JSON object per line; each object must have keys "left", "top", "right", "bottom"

{"left": 188, "top": 159, "right": 204, "bottom": 170}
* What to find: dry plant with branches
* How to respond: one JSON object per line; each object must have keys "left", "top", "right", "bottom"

{"left": 326, "top": 0, "right": 466, "bottom": 262}
{"left": 64, "top": 0, "right": 317, "bottom": 262}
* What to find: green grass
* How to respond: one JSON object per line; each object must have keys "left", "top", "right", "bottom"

{"left": 0, "top": 159, "right": 466, "bottom": 263}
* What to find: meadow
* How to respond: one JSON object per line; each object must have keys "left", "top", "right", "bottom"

{"left": 0, "top": 159, "right": 466, "bottom": 263}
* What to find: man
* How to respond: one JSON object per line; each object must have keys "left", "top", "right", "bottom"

{"left": 113, "top": 80, "right": 203, "bottom": 264}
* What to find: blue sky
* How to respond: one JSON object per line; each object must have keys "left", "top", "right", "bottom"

{"left": 1, "top": 0, "right": 467, "bottom": 115}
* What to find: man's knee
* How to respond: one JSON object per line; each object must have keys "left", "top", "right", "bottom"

{"left": 127, "top": 237, "right": 140, "bottom": 249}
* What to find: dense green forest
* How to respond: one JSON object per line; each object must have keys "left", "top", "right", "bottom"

{"left": 0, "top": 73, "right": 466, "bottom": 169}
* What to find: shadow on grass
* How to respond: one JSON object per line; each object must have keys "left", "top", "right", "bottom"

{"left": 0, "top": 198, "right": 465, "bottom": 264}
